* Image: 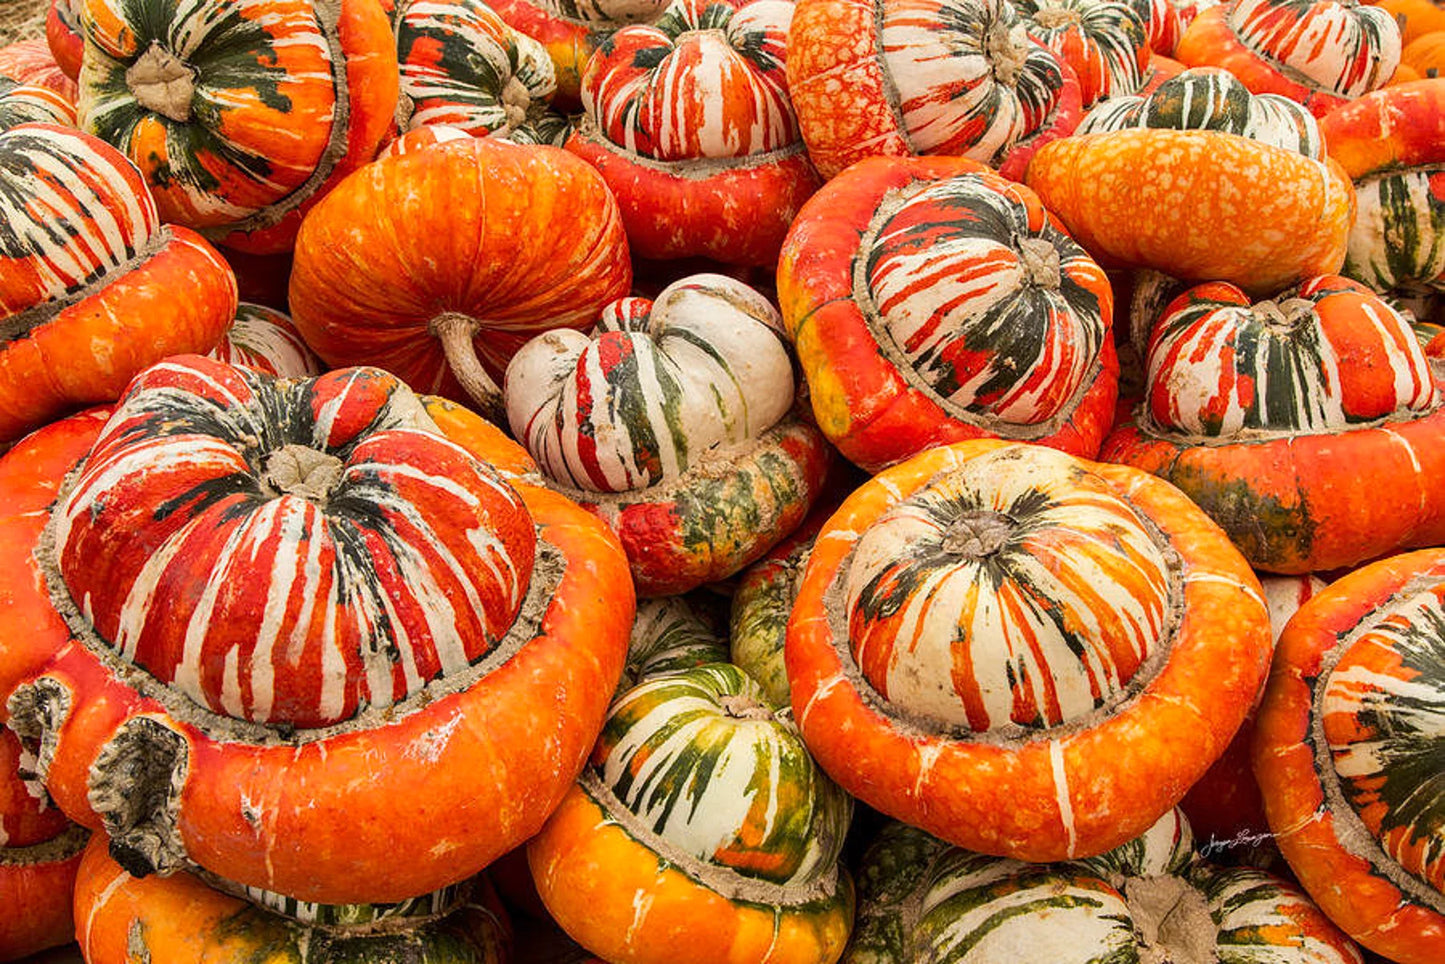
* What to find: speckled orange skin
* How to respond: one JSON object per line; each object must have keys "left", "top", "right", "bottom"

{"left": 73, "top": 836, "right": 512, "bottom": 964}
{"left": 565, "top": 128, "right": 822, "bottom": 267}
{"left": 1254, "top": 550, "right": 1445, "bottom": 963}
{"left": 786, "top": 440, "right": 1271, "bottom": 862}
{"left": 528, "top": 781, "right": 854, "bottom": 964}
{"left": 0, "top": 408, "right": 111, "bottom": 711}
{"left": 1025, "top": 128, "right": 1354, "bottom": 296}
{"left": 1174, "top": 5, "right": 1351, "bottom": 116}
{"left": 1101, "top": 402, "right": 1445, "bottom": 574}
{"left": 3, "top": 407, "right": 635, "bottom": 905}
{"left": 0, "top": 225, "right": 237, "bottom": 445}
{"left": 777, "top": 155, "right": 1120, "bottom": 474}
{"left": 1320, "top": 79, "right": 1445, "bottom": 178}
{"left": 0, "top": 832, "right": 84, "bottom": 961}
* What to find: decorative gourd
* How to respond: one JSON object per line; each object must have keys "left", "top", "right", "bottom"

{"left": 843, "top": 809, "right": 1363, "bottom": 963}
{"left": 1402, "top": 29, "right": 1445, "bottom": 72}
{"left": 1077, "top": 65, "right": 1324, "bottom": 155}
{"left": 208, "top": 303, "right": 324, "bottom": 378}
{"left": 1137, "top": 47, "right": 1188, "bottom": 90}
{"left": 1254, "top": 548, "right": 1445, "bottom": 963}
{"left": 1025, "top": 127, "right": 1353, "bottom": 295}
{"left": 393, "top": 0, "right": 564, "bottom": 141}
{"left": 74, "top": 834, "right": 512, "bottom": 964}
{"left": 787, "top": 0, "right": 1082, "bottom": 180}
{"left": 1320, "top": 79, "right": 1445, "bottom": 295}
{"left": 43, "top": 0, "right": 80, "bottom": 81}
{"left": 77, "top": 0, "right": 399, "bottom": 254}
{"left": 0, "top": 38, "right": 77, "bottom": 101}
{"left": 777, "top": 155, "right": 1119, "bottom": 474}
{"left": 1103, "top": 276, "right": 1445, "bottom": 573}
{"left": 1175, "top": 0, "right": 1401, "bottom": 116}
{"left": 0, "top": 76, "right": 74, "bottom": 129}
{"left": 621, "top": 594, "right": 730, "bottom": 690}
{"left": 787, "top": 440, "right": 1272, "bottom": 861}
{"left": 1017, "top": 0, "right": 1151, "bottom": 105}
{"left": 1375, "top": 0, "right": 1445, "bottom": 45}
{"left": 2, "top": 355, "right": 634, "bottom": 904}
{"left": 0, "top": 123, "right": 236, "bottom": 444}
{"left": 565, "top": 0, "right": 820, "bottom": 265}
{"left": 289, "top": 135, "right": 631, "bottom": 422}
{"left": 488, "top": 0, "right": 674, "bottom": 107}
{"left": 0, "top": 729, "right": 87, "bottom": 963}
{"left": 529, "top": 663, "right": 855, "bottom": 964}
{"left": 505, "top": 273, "right": 831, "bottom": 595}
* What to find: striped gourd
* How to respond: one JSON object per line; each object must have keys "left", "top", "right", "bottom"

{"left": 876, "top": 0, "right": 1068, "bottom": 162}
{"left": 208, "top": 303, "right": 323, "bottom": 378}
{"left": 1077, "top": 66, "right": 1323, "bottom": 156}
{"left": 0, "top": 38, "right": 78, "bottom": 102}
{"left": 622, "top": 595, "right": 730, "bottom": 689}
{"left": 1227, "top": 0, "right": 1400, "bottom": 98}
{"left": 48, "top": 356, "right": 537, "bottom": 728}
{"left": 45, "top": 0, "right": 83, "bottom": 80}
{"left": 1144, "top": 276, "right": 1437, "bottom": 437}
{"left": 0, "top": 78, "right": 74, "bottom": 130}
{"left": 582, "top": 0, "right": 796, "bottom": 160}
{"left": 787, "top": 439, "right": 1272, "bottom": 861}
{"left": 394, "top": 0, "right": 560, "bottom": 138}
{"left": 504, "top": 274, "right": 794, "bottom": 494}
{"left": 842, "top": 444, "right": 1171, "bottom": 730}
{"left": 1017, "top": 0, "right": 1151, "bottom": 106}
{"left": 862, "top": 169, "right": 1110, "bottom": 429}
{"left": 0, "top": 124, "right": 158, "bottom": 315}
{"left": 1320, "top": 81, "right": 1445, "bottom": 297}
{"left": 844, "top": 810, "right": 1363, "bottom": 963}
{"left": 529, "top": 662, "right": 855, "bottom": 963}
{"left": 77, "top": 0, "right": 398, "bottom": 253}
{"left": 595, "top": 663, "right": 852, "bottom": 888}
{"left": 1255, "top": 549, "right": 1445, "bottom": 963}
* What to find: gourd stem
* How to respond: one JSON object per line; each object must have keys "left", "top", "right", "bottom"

{"left": 126, "top": 42, "right": 196, "bottom": 123}
{"left": 719, "top": 694, "right": 774, "bottom": 721}
{"left": 430, "top": 312, "right": 504, "bottom": 422}
{"left": 985, "top": 20, "right": 1030, "bottom": 87}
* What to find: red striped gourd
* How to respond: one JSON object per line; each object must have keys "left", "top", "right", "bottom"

{"left": 788, "top": 0, "right": 1082, "bottom": 180}
{"left": 0, "top": 123, "right": 236, "bottom": 444}
{"left": 0, "top": 728, "right": 87, "bottom": 962}
{"left": 777, "top": 155, "right": 1119, "bottom": 474}
{"left": 1103, "top": 276, "right": 1445, "bottom": 573}
{"left": 529, "top": 663, "right": 855, "bottom": 964}
{"left": 77, "top": 0, "right": 399, "bottom": 254}
{"left": 786, "top": 440, "right": 1272, "bottom": 861}
{"left": 1320, "top": 79, "right": 1445, "bottom": 296}
{"left": 208, "top": 303, "right": 323, "bottom": 378}
{"left": 505, "top": 273, "right": 831, "bottom": 595}
{"left": 44, "top": 0, "right": 81, "bottom": 81}
{"left": 2, "top": 355, "right": 634, "bottom": 905}
{"left": 843, "top": 809, "right": 1362, "bottom": 963}
{"left": 289, "top": 135, "right": 632, "bottom": 422}
{"left": 1025, "top": 126, "right": 1353, "bottom": 295}
{"left": 0, "top": 77, "right": 74, "bottom": 130}
{"left": 565, "top": 0, "right": 819, "bottom": 265}
{"left": 393, "top": 0, "right": 567, "bottom": 143}
{"left": 0, "top": 38, "right": 77, "bottom": 101}
{"left": 1017, "top": 0, "right": 1151, "bottom": 105}
{"left": 1254, "top": 548, "right": 1445, "bottom": 963}
{"left": 73, "top": 834, "right": 512, "bottom": 964}
{"left": 1175, "top": 0, "right": 1401, "bottom": 115}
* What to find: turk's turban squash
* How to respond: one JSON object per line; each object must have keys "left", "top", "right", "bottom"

{"left": 0, "top": 123, "right": 236, "bottom": 445}
{"left": 778, "top": 155, "right": 1118, "bottom": 473}
{"left": 785, "top": 440, "right": 1272, "bottom": 862}
{"left": 1, "top": 355, "right": 634, "bottom": 906}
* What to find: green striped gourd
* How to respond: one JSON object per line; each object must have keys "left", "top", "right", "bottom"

{"left": 621, "top": 594, "right": 730, "bottom": 691}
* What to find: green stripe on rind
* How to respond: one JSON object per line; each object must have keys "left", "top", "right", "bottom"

{"left": 595, "top": 663, "right": 852, "bottom": 889}
{"left": 730, "top": 540, "right": 811, "bottom": 709}
{"left": 623, "top": 594, "right": 730, "bottom": 691}
{"left": 1344, "top": 170, "right": 1445, "bottom": 296}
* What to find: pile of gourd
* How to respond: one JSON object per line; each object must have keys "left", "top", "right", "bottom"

{"left": 1, "top": 0, "right": 1442, "bottom": 962}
